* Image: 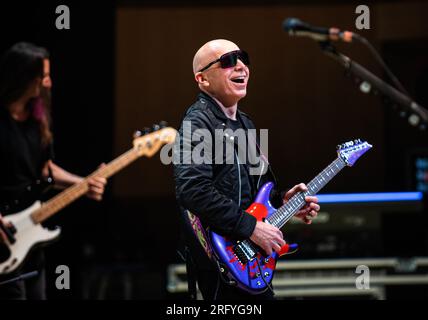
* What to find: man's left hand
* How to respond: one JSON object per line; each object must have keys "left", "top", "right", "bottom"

{"left": 86, "top": 163, "right": 107, "bottom": 201}
{"left": 283, "top": 183, "right": 320, "bottom": 224}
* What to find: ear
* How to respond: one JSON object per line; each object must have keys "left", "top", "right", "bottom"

{"left": 194, "top": 72, "right": 209, "bottom": 87}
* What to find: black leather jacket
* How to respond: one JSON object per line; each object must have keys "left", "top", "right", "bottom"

{"left": 173, "top": 92, "right": 283, "bottom": 241}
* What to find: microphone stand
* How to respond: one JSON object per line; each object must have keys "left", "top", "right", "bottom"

{"left": 318, "top": 41, "right": 428, "bottom": 131}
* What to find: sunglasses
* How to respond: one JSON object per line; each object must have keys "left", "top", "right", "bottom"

{"left": 198, "top": 50, "right": 250, "bottom": 72}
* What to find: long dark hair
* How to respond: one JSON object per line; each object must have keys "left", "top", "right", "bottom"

{"left": 0, "top": 42, "right": 52, "bottom": 146}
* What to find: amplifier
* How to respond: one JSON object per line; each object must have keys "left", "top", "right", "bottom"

{"left": 282, "top": 192, "right": 425, "bottom": 258}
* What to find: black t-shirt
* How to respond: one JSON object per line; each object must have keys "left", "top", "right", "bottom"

{"left": 0, "top": 108, "right": 53, "bottom": 209}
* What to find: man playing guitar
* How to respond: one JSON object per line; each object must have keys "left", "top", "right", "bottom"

{"left": 0, "top": 42, "right": 107, "bottom": 300}
{"left": 173, "top": 39, "right": 320, "bottom": 300}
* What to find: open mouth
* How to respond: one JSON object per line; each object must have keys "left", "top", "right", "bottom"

{"left": 231, "top": 76, "right": 246, "bottom": 84}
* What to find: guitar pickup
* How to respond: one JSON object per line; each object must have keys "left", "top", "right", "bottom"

{"left": 234, "top": 241, "right": 257, "bottom": 264}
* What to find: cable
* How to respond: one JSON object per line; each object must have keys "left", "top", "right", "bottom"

{"left": 235, "top": 150, "right": 242, "bottom": 207}
{"left": 0, "top": 271, "right": 39, "bottom": 286}
{"left": 213, "top": 273, "right": 220, "bottom": 300}
{"left": 352, "top": 33, "right": 410, "bottom": 96}
{"left": 257, "top": 161, "right": 265, "bottom": 189}
{"left": 256, "top": 259, "right": 274, "bottom": 294}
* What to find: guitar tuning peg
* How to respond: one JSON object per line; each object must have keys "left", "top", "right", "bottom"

{"left": 134, "top": 127, "right": 152, "bottom": 138}
{"left": 159, "top": 121, "right": 168, "bottom": 128}
{"left": 133, "top": 130, "right": 142, "bottom": 138}
{"left": 152, "top": 124, "right": 161, "bottom": 131}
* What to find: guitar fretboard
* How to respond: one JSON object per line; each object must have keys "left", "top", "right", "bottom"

{"left": 266, "top": 157, "right": 346, "bottom": 228}
{"left": 31, "top": 148, "right": 140, "bottom": 224}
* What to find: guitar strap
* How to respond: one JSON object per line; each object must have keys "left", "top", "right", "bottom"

{"left": 186, "top": 210, "right": 213, "bottom": 261}
{"left": 184, "top": 210, "right": 216, "bottom": 299}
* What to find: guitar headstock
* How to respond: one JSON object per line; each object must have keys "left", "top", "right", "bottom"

{"left": 132, "top": 122, "right": 177, "bottom": 158}
{"left": 337, "top": 139, "right": 372, "bottom": 166}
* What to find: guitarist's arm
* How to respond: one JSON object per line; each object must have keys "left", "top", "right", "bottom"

{"left": 42, "top": 160, "right": 107, "bottom": 201}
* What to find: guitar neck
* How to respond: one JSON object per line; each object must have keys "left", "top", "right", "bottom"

{"left": 31, "top": 148, "right": 140, "bottom": 224}
{"left": 267, "top": 157, "right": 346, "bottom": 229}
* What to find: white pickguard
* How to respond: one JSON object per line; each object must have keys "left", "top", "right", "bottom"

{"left": 0, "top": 201, "right": 61, "bottom": 275}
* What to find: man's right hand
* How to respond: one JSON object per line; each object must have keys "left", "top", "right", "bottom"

{"left": 249, "top": 221, "right": 286, "bottom": 256}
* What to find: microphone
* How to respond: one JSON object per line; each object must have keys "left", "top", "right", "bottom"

{"left": 283, "top": 18, "right": 355, "bottom": 43}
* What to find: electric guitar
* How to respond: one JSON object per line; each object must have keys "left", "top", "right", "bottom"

{"left": 208, "top": 139, "right": 372, "bottom": 294}
{"left": 0, "top": 124, "right": 177, "bottom": 275}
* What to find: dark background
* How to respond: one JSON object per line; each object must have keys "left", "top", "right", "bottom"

{"left": 0, "top": 0, "right": 427, "bottom": 299}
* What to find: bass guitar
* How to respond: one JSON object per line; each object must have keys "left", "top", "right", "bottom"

{"left": 0, "top": 124, "right": 177, "bottom": 275}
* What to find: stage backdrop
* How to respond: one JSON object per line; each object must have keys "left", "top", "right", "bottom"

{"left": 113, "top": 2, "right": 424, "bottom": 199}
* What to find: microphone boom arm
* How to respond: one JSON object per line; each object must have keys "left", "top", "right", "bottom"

{"left": 319, "top": 41, "right": 428, "bottom": 130}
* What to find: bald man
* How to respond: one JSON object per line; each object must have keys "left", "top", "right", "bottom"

{"left": 173, "top": 39, "right": 319, "bottom": 300}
